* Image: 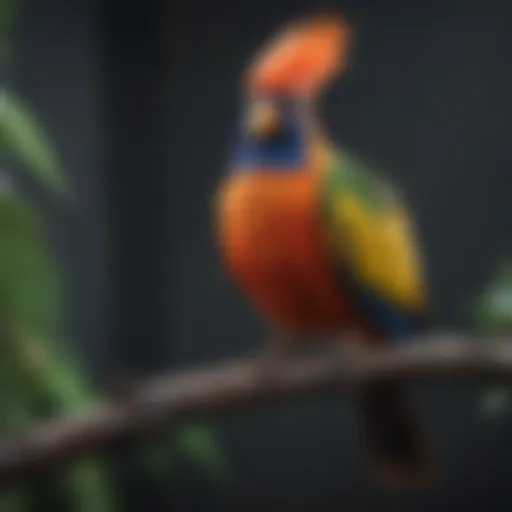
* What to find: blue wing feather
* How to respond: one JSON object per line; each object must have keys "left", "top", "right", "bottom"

{"left": 350, "top": 283, "right": 424, "bottom": 342}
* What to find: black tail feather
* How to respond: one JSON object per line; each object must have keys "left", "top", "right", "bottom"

{"left": 357, "top": 381, "right": 437, "bottom": 488}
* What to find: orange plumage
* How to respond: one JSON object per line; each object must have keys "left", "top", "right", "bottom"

{"left": 216, "top": 167, "right": 355, "bottom": 337}
{"left": 215, "top": 12, "right": 436, "bottom": 487}
{"left": 216, "top": 14, "right": 353, "bottom": 336}
{"left": 245, "top": 12, "right": 353, "bottom": 97}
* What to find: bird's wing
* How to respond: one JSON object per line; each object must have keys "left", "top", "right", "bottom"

{"left": 320, "top": 151, "right": 429, "bottom": 337}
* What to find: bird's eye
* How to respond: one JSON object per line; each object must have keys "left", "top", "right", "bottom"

{"left": 246, "top": 102, "right": 281, "bottom": 139}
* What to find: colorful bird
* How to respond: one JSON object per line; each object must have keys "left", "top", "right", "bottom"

{"left": 215, "top": 12, "right": 436, "bottom": 486}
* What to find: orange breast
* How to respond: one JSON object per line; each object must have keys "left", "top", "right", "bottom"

{"left": 215, "top": 170, "right": 354, "bottom": 336}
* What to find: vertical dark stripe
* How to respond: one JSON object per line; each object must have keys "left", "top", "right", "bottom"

{"left": 101, "top": 1, "right": 172, "bottom": 509}
{"left": 102, "top": 0, "right": 170, "bottom": 373}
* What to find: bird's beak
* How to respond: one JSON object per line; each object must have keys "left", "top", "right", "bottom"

{"left": 247, "top": 103, "right": 280, "bottom": 139}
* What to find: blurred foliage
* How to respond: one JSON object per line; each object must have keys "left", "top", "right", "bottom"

{"left": 471, "top": 261, "right": 512, "bottom": 333}
{"left": 0, "top": 0, "right": 229, "bottom": 510}
{"left": 143, "top": 425, "right": 232, "bottom": 483}
{"left": 0, "top": 186, "right": 115, "bottom": 512}
{"left": 1, "top": 91, "right": 70, "bottom": 200}
{"left": 174, "top": 424, "right": 231, "bottom": 479}
{"left": 470, "top": 259, "right": 512, "bottom": 419}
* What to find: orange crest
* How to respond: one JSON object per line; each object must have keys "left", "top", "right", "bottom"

{"left": 245, "top": 13, "right": 354, "bottom": 98}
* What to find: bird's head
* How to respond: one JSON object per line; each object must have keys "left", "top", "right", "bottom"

{"left": 244, "top": 12, "right": 354, "bottom": 100}
{"left": 245, "top": 98, "right": 283, "bottom": 140}
{"left": 231, "top": 95, "right": 309, "bottom": 169}
{"left": 230, "top": 12, "right": 353, "bottom": 171}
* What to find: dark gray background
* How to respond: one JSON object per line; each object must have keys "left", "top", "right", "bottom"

{"left": 17, "top": 0, "right": 512, "bottom": 510}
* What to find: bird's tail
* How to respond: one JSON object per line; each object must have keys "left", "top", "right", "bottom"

{"left": 356, "top": 380, "right": 437, "bottom": 488}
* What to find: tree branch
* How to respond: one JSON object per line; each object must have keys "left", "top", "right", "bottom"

{"left": 0, "top": 333, "right": 512, "bottom": 488}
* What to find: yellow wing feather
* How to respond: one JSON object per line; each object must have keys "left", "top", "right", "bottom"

{"left": 323, "top": 156, "right": 428, "bottom": 313}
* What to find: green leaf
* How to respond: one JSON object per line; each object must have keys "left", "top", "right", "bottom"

{"left": 140, "top": 424, "right": 231, "bottom": 483}
{"left": 2, "top": 329, "right": 115, "bottom": 511}
{"left": 141, "top": 435, "right": 177, "bottom": 479}
{"left": 470, "top": 259, "right": 512, "bottom": 333}
{"left": 469, "top": 258, "right": 512, "bottom": 420}
{"left": 0, "top": 92, "right": 114, "bottom": 509}
{"left": 0, "top": 194, "right": 63, "bottom": 342}
{"left": 479, "top": 388, "right": 511, "bottom": 420}
{"left": 0, "top": 90, "right": 70, "bottom": 200}
{"left": 140, "top": 424, "right": 231, "bottom": 484}
{"left": 2, "top": 328, "right": 115, "bottom": 512}
{"left": 16, "top": 337, "right": 91, "bottom": 416}
{"left": 174, "top": 424, "right": 231, "bottom": 480}
{"left": 64, "top": 457, "right": 117, "bottom": 512}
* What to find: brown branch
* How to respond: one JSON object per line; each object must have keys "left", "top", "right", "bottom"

{"left": 0, "top": 333, "right": 512, "bottom": 488}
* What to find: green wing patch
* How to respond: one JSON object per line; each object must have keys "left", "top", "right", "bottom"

{"left": 325, "top": 150, "right": 398, "bottom": 215}
{"left": 320, "top": 149, "right": 427, "bottom": 312}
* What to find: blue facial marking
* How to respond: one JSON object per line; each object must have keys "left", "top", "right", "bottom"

{"left": 230, "top": 98, "right": 307, "bottom": 171}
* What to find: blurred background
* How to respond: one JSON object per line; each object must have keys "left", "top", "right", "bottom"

{"left": 2, "top": 0, "right": 512, "bottom": 510}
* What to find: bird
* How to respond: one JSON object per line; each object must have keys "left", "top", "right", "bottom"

{"left": 214, "top": 12, "right": 436, "bottom": 487}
